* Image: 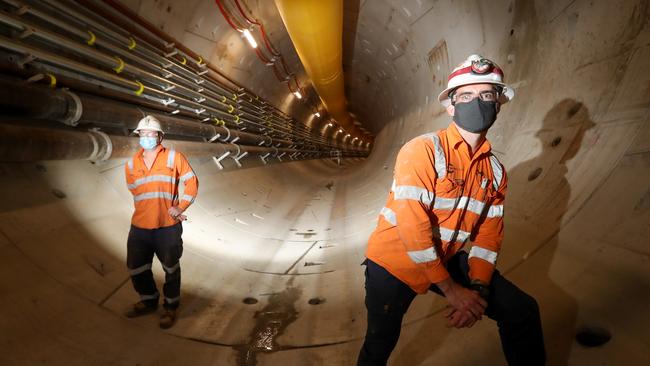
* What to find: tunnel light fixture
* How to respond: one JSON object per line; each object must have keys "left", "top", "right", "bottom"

{"left": 338, "top": 128, "right": 344, "bottom": 133}
{"left": 242, "top": 29, "right": 258, "bottom": 49}
{"left": 327, "top": 123, "right": 333, "bottom": 127}
{"left": 314, "top": 112, "right": 321, "bottom": 117}
{"left": 293, "top": 91, "right": 302, "bottom": 99}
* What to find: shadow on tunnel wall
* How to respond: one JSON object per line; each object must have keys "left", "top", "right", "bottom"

{"left": 386, "top": 99, "right": 594, "bottom": 366}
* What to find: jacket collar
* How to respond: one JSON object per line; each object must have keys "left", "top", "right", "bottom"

{"left": 446, "top": 123, "right": 492, "bottom": 158}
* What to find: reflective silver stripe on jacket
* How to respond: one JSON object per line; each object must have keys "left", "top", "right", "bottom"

{"left": 380, "top": 207, "right": 397, "bottom": 226}
{"left": 469, "top": 246, "right": 498, "bottom": 264}
{"left": 127, "top": 158, "right": 134, "bottom": 171}
{"left": 430, "top": 133, "right": 447, "bottom": 178}
{"left": 133, "top": 191, "right": 175, "bottom": 202}
{"left": 181, "top": 194, "right": 195, "bottom": 203}
{"left": 167, "top": 149, "right": 176, "bottom": 169}
{"left": 393, "top": 185, "right": 435, "bottom": 206}
{"left": 179, "top": 171, "right": 195, "bottom": 183}
{"left": 407, "top": 246, "right": 438, "bottom": 264}
{"left": 433, "top": 226, "right": 471, "bottom": 244}
{"left": 162, "top": 262, "right": 180, "bottom": 274}
{"left": 129, "top": 263, "right": 152, "bottom": 276}
{"left": 127, "top": 175, "right": 177, "bottom": 190}
{"left": 489, "top": 154, "right": 503, "bottom": 190}
{"left": 433, "top": 196, "right": 504, "bottom": 218}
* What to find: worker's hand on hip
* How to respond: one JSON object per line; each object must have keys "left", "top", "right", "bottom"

{"left": 440, "top": 280, "right": 487, "bottom": 320}
{"left": 168, "top": 206, "right": 187, "bottom": 221}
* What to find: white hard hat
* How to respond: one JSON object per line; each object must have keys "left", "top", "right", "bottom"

{"left": 133, "top": 115, "right": 164, "bottom": 134}
{"left": 438, "top": 54, "right": 514, "bottom": 107}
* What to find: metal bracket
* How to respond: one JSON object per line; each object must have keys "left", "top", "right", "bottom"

{"left": 60, "top": 90, "right": 83, "bottom": 126}
{"left": 161, "top": 98, "right": 176, "bottom": 106}
{"left": 162, "top": 85, "right": 176, "bottom": 92}
{"left": 259, "top": 152, "right": 270, "bottom": 165}
{"left": 164, "top": 49, "right": 178, "bottom": 58}
{"left": 276, "top": 152, "right": 286, "bottom": 162}
{"left": 16, "top": 53, "right": 36, "bottom": 68}
{"left": 87, "top": 129, "right": 112, "bottom": 162}
{"left": 232, "top": 151, "right": 248, "bottom": 167}
{"left": 15, "top": 5, "right": 30, "bottom": 16}
{"left": 194, "top": 96, "right": 206, "bottom": 103}
{"left": 197, "top": 69, "right": 208, "bottom": 76}
{"left": 228, "top": 143, "right": 247, "bottom": 168}
{"left": 18, "top": 27, "right": 35, "bottom": 39}
{"left": 212, "top": 151, "right": 230, "bottom": 170}
{"left": 230, "top": 136, "right": 240, "bottom": 144}
{"left": 217, "top": 126, "right": 231, "bottom": 142}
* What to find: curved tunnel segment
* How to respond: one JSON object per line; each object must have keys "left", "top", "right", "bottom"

{"left": 1, "top": 0, "right": 650, "bottom": 365}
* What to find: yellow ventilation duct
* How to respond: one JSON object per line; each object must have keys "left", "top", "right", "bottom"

{"left": 275, "top": 0, "right": 368, "bottom": 146}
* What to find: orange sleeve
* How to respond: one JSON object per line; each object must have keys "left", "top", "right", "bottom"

{"left": 125, "top": 157, "right": 136, "bottom": 196}
{"left": 469, "top": 167, "right": 507, "bottom": 284}
{"left": 390, "top": 138, "right": 450, "bottom": 284}
{"left": 176, "top": 152, "right": 198, "bottom": 211}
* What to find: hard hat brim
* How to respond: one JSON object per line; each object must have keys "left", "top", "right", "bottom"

{"left": 133, "top": 127, "right": 164, "bottom": 134}
{"left": 438, "top": 81, "right": 514, "bottom": 107}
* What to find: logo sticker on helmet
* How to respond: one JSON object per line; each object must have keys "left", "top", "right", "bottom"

{"left": 470, "top": 59, "right": 494, "bottom": 75}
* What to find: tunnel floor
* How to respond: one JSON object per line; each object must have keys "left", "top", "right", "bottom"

{"left": 2, "top": 147, "right": 650, "bottom": 365}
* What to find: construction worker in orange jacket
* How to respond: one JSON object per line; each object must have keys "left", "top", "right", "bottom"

{"left": 123, "top": 115, "right": 198, "bottom": 329}
{"left": 358, "top": 55, "right": 545, "bottom": 365}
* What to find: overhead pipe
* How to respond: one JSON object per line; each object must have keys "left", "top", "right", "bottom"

{"left": 274, "top": 0, "right": 371, "bottom": 144}
{"left": 0, "top": 123, "right": 359, "bottom": 163}
{"left": 0, "top": 1, "right": 344, "bottom": 151}
{"left": 0, "top": 76, "right": 296, "bottom": 147}
{"left": 0, "top": 37, "right": 350, "bottom": 152}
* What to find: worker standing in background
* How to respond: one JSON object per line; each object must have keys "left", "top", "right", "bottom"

{"left": 123, "top": 115, "right": 198, "bottom": 329}
{"left": 358, "top": 55, "right": 545, "bottom": 365}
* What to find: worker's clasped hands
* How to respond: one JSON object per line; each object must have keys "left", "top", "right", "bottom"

{"left": 443, "top": 283, "right": 488, "bottom": 329}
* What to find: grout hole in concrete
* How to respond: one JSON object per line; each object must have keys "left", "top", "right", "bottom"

{"left": 242, "top": 297, "right": 258, "bottom": 305}
{"left": 575, "top": 326, "right": 611, "bottom": 347}
{"left": 51, "top": 189, "right": 66, "bottom": 199}
{"left": 528, "top": 167, "right": 543, "bottom": 181}
{"left": 308, "top": 297, "right": 325, "bottom": 305}
{"left": 551, "top": 136, "right": 562, "bottom": 147}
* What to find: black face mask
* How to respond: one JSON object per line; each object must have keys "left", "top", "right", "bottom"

{"left": 453, "top": 98, "right": 498, "bottom": 133}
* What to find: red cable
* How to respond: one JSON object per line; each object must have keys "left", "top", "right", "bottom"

{"left": 216, "top": 0, "right": 303, "bottom": 96}
{"left": 233, "top": 0, "right": 259, "bottom": 25}
{"left": 233, "top": 0, "right": 281, "bottom": 57}
{"left": 215, "top": 0, "right": 242, "bottom": 31}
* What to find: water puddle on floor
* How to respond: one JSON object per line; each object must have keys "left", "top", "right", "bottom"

{"left": 235, "top": 279, "right": 302, "bottom": 365}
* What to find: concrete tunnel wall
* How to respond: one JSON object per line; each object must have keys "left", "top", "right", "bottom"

{"left": 1, "top": 0, "right": 650, "bottom": 365}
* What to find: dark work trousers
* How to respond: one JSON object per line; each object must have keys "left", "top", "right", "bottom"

{"left": 127, "top": 222, "right": 183, "bottom": 310}
{"left": 358, "top": 251, "right": 546, "bottom": 366}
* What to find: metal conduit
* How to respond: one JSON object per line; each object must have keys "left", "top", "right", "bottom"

{"left": 0, "top": 123, "right": 351, "bottom": 163}
{"left": 0, "top": 0, "right": 363, "bottom": 153}
{"left": 0, "top": 75, "right": 293, "bottom": 147}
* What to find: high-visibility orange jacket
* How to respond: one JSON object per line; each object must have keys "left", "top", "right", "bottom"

{"left": 366, "top": 123, "right": 507, "bottom": 294}
{"left": 124, "top": 145, "right": 199, "bottom": 229}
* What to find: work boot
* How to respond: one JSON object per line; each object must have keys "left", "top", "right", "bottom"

{"left": 159, "top": 309, "right": 177, "bottom": 329}
{"left": 124, "top": 301, "right": 158, "bottom": 318}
